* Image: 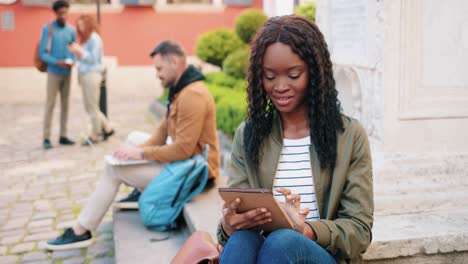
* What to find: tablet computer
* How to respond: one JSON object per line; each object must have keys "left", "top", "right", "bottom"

{"left": 218, "top": 188, "right": 295, "bottom": 232}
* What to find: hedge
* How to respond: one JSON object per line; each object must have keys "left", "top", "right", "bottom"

{"left": 195, "top": 29, "right": 244, "bottom": 68}
{"left": 156, "top": 80, "right": 247, "bottom": 136}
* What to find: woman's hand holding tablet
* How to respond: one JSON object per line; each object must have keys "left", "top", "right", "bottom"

{"left": 218, "top": 188, "right": 296, "bottom": 234}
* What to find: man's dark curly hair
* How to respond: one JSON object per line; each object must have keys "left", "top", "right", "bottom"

{"left": 244, "top": 15, "right": 344, "bottom": 172}
{"left": 52, "top": 0, "right": 69, "bottom": 12}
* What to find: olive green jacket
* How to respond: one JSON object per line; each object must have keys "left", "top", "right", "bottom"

{"left": 217, "top": 114, "right": 374, "bottom": 263}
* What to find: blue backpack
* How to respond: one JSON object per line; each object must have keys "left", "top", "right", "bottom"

{"left": 138, "top": 147, "right": 209, "bottom": 231}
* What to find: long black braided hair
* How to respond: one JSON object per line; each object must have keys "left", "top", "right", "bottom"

{"left": 244, "top": 15, "right": 344, "bottom": 172}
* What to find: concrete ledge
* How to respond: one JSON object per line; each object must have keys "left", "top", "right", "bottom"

{"left": 113, "top": 210, "right": 189, "bottom": 264}
{"left": 183, "top": 177, "right": 226, "bottom": 239}
{"left": 363, "top": 208, "right": 468, "bottom": 261}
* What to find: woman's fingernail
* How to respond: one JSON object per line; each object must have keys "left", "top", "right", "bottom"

{"left": 261, "top": 208, "right": 267, "bottom": 213}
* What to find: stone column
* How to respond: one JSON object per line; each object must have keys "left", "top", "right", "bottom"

{"left": 316, "top": 0, "right": 468, "bottom": 216}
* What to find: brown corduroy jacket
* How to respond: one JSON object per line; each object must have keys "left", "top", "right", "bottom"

{"left": 138, "top": 81, "right": 220, "bottom": 180}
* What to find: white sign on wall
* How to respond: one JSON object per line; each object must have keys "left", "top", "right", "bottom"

{"left": 329, "top": 0, "right": 376, "bottom": 67}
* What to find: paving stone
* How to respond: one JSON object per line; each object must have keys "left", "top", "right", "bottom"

{"left": 0, "top": 256, "right": 19, "bottom": 264}
{"left": 58, "top": 213, "right": 75, "bottom": 222}
{"left": 0, "top": 217, "right": 28, "bottom": 231}
{"left": 28, "top": 219, "right": 53, "bottom": 229}
{"left": 69, "top": 174, "right": 96, "bottom": 182}
{"left": 0, "top": 246, "right": 6, "bottom": 255}
{"left": 9, "top": 242, "right": 35, "bottom": 254}
{"left": 23, "top": 188, "right": 44, "bottom": 198}
{"left": 0, "top": 193, "right": 17, "bottom": 204}
{"left": 86, "top": 241, "right": 112, "bottom": 258}
{"left": 44, "top": 191, "right": 67, "bottom": 199}
{"left": 54, "top": 200, "right": 74, "bottom": 211}
{"left": 62, "top": 257, "right": 86, "bottom": 264}
{"left": 9, "top": 209, "right": 33, "bottom": 218}
{"left": 89, "top": 257, "right": 114, "bottom": 264}
{"left": 33, "top": 200, "right": 54, "bottom": 211}
{"left": 32, "top": 211, "right": 57, "bottom": 221}
{"left": 11, "top": 202, "right": 33, "bottom": 210}
{"left": 0, "top": 229, "right": 25, "bottom": 238}
{"left": 0, "top": 234, "right": 23, "bottom": 245}
{"left": 36, "top": 241, "right": 47, "bottom": 251}
{"left": 24, "top": 231, "right": 60, "bottom": 242}
{"left": 52, "top": 249, "right": 82, "bottom": 259}
{"left": 25, "top": 261, "right": 53, "bottom": 264}
{"left": 22, "top": 251, "right": 49, "bottom": 262}
{"left": 0, "top": 210, "right": 8, "bottom": 218}
{"left": 19, "top": 195, "right": 42, "bottom": 202}
{"left": 29, "top": 225, "right": 54, "bottom": 235}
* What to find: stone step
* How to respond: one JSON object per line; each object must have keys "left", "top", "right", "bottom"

{"left": 374, "top": 155, "right": 468, "bottom": 186}
{"left": 363, "top": 208, "right": 468, "bottom": 263}
{"left": 182, "top": 177, "right": 468, "bottom": 264}
{"left": 113, "top": 209, "right": 190, "bottom": 264}
{"left": 374, "top": 180, "right": 468, "bottom": 194}
{"left": 374, "top": 186, "right": 468, "bottom": 215}
{"left": 375, "top": 168, "right": 468, "bottom": 186}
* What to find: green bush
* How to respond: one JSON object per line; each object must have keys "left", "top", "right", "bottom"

{"left": 295, "top": 2, "right": 316, "bottom": 22}
{"left": 206, "top": 83, "right": 247, "bottom": 136}
{"left": 205, "top": 72, "right": 247, "bottom": 92}
{"left": 223, "top": 47, "right": 250, "bottom": 80}
{"left": 157, "top": 88, "right": 169, "bottom": 104}
{"left": 157, "top": 81, "right": 247, "bottom": 136}
{"left": 196, "top": 29, "right": 244, "bottom": 68}
{"left": 235, "top": 9, "right": 268, "bottom": 44}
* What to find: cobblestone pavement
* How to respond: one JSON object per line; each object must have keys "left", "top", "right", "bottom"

{"left": 0, "top": 69, "right": 162, "bottom": 264}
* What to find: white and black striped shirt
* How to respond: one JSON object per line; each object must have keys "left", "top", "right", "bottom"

{"left": 273, "top": 136, "right": 320, "bottom": 221}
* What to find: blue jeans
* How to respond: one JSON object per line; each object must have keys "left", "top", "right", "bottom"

{"left": 220, "top": 229, "right": 336, "bottom": 264}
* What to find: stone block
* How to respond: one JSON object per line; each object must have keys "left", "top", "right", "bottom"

{"left": 89, "top": 257, "right": 114, "bottom": 264}
{"left": 22, "top": 251, "right": 49, "bottom": 262}
{"left": 52, "top": 249, "right": 82, "bottom": 259}
{"left": 0, "top": 256, "right": 19, "bottom": 264}
{"left": 10, "top": 242, "right": 35, "bottom": 254}
{"left": 0, "top": 235, "right": 23, "bottom": 245}
{"left": 24, "top": 231, "right": 60, "bottom": 242}
{"left": 28, "top": 219, "right": 53, "bottom": 229}
{"left": 61, "top": 257, "right": 86, "bottom": 264}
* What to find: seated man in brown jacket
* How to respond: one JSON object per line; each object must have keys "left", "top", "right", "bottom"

{"left": 46, "top": 40, "right": 220, "bottom": 250}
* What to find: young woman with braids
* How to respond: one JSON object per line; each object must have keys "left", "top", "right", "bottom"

{"left": 216, "top": 15, "right": 373, "bottom": 264}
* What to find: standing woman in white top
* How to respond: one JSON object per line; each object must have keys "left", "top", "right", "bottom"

{"left": 68, "top": 15, "right": 114, "bottom": 145}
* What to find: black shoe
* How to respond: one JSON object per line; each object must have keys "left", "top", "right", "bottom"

{"left": 43, "top": 139, "right": 53, "bottom": 150}
{"left": 114, "top": 189, "right": 141, "bottom": 209}
{"left": 102, "top": 129, "right": 115, "bottom": 141}
{"left": 59, "top": 137, "right": 75, "bottom": 145}
{"left": 46, "top": 228, "right": 94, "bottom": 251}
